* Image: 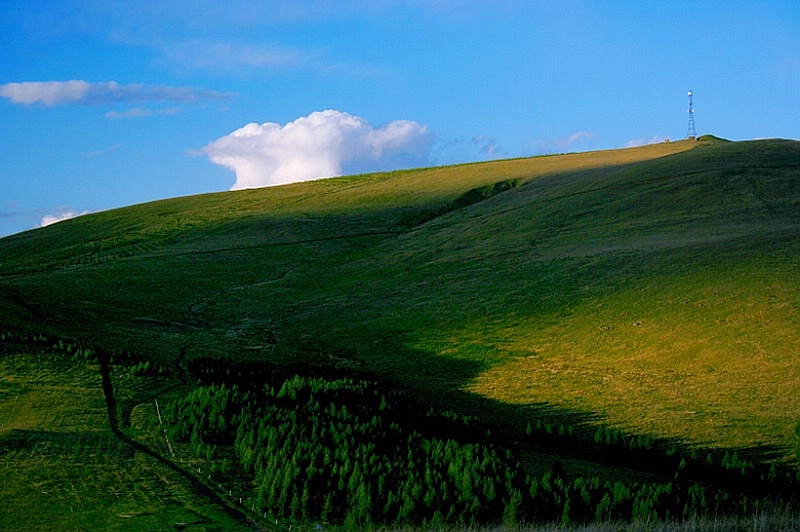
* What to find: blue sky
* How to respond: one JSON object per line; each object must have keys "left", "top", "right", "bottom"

{"left": 1, "top": 1, "right": 798, "bottom": 237}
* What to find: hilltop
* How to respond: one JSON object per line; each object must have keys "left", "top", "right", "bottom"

{"left": 1, "top": 136, "right": 799, "bottom": 529}
{"left": 2, "top": 136, "right": 798, "bottom": 445}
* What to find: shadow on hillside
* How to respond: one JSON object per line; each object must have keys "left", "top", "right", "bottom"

{"left": 94, "top": 349, "right": 268, "bottom": 531}
{"left": 3, "top": 140, "right": 800, "bottom": 517}
{"left": 287, "top": 327, "right": 797, "bottom": 495}
{"left": 0, "top": 428, "right": 129, "bottom": 456}
{"left": 717, "top": 444, "right": 789, "bottom": 465}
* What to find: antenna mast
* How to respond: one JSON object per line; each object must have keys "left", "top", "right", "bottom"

{"left": 687, "top": 90, "right": 697, "bottom": 139}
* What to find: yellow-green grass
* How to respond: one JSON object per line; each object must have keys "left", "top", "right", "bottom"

{"left": 0, "top": 348, "right": 248, "bottom": 530}
{"left": 465, "top": 260, "right": 800, "bottom": 454}
{"left": 1, "top": 136, "right": 799, "bottom": 468}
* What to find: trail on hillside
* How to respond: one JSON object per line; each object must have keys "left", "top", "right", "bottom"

{"left": 95, "top": 349, "right": 267, "bottom": 531}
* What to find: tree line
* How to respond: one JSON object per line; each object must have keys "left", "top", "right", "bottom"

{"left": 159, "top": 359, "right": 799, "bottom": 528}
{"left": 2, "top": 333, "right": 798, "bottom": 528}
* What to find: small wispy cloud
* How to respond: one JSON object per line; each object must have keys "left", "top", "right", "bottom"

{"left": 104, "top": 107, "right": 182, "bottom": 119}
{"left": 105, "top": 107, "right": 153, "bottom": 119}
{"left": 554, "top": 131, "right": 596, "bottom": 150}
{"left": 85, "top": 143, "right": 122, "bottom": 158}
{"left": 0, "top": 80, "right": 234, "bottom": 107}
{"left": 473, "top": 135, "right": 502, "bottom": 157}
{"left": 624, "top": 135, "right": 669, "bottom": 148}
{"left": 155, "top": 40, "right": 308, "bottom": 76}
{"left": 536, "top": 131, "right": 597, "bottom": 154}
{"left": 141, "top": 37, "right": 385, "bottom": 79}
{"left": 203, "top": 110, "right": 433, "bottom": 190}
{"left": 39, "top": 207, "right": 91, "bottom": 227}
{"left": 432, "top": 134, "right": 506, "bottom": 166}
{"left": 0, "top": 202, "right": 22, "bottom": 221}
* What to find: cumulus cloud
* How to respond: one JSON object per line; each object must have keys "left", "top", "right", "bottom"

{"left": 203, "top": 110, "right": 433, "bottom": 190}
{"left": 0, "top": 80, "right": 234, "bottom": 106}
{"left": 39, "top": 208, "right": 90, "bottom": 227}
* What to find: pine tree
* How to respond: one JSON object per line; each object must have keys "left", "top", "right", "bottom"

{"left": 502, "top": 489, "right": 522, "bottom": 527}
{"left": 290, "top": 488, "right": 302, "bottom": 519}
{"left": 321, "top": 491, "right": 335, "bottom": 522}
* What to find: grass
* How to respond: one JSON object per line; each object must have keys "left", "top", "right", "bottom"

{"left": 1, "top": 137, "right": 799, "bottom": 524}
{"left": 387, "top": 512, "right": 800, "bottom": 531}
{"left": 0, "top": 344, "right": 250, "bottom": 531}
{"left": 467, "top": 257, "right": 800, "bottom": 452}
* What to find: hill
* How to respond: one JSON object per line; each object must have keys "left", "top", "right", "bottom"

{"left": 1, "top": 136, "right": 799, "bottom": 528}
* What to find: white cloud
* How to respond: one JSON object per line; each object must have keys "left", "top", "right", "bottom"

{"left": 203, "top": 110, "right": 433, "bottom": 190}
{"left": 39, "top": 208, "right": 90, "bottom": 227}
{"left": 554, "top": 131, "right": 596, "bottom": 149}
{"left": 85, "top": 143, "right": 122, "bottom": 158}
{"left": 624, "top": 135, "right": 669, "bottom": 148}
{"left": 0, "top": 80, "right": 234, "bottom": 106}
{"left": 155, "top": 40, "right": 308, "bottom": 76}
{"left": 536, "top": 131, "right": 597, "bottom": 154}
{"left": 140, "top": 37, "right": 385, "bottom": 79}
{"left": 431, "top": 134, "right": 506, "bottom": 166}
{"left": 105, "top": 107, "right": 153, "bottom": 119}
{"left": 104, "top": 107, "right": 181, "bottom": 119}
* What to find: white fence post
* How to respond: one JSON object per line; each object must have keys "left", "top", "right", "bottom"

{"left": 154, "top": 399, "right": 175, "bottom": 458}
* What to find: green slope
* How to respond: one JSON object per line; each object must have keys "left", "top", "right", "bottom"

{"left": 0, "top": 341, "right": 254, "bottom": 531}
{"left": 1, "top": 136, "right": 799, "bottom": 460}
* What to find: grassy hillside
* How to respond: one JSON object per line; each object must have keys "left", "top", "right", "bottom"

{"left": 0, "top": 338, "right": 253, "bottom": 531}
{"left": 1, "top": 136, "right": 800, "bottom": 527}
{"left": 0, "top": 138, "right": 698, "bottom": 363}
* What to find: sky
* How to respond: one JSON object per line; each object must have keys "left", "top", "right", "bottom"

{"left": 1, "top": 1, "right": 798, "bottom": 237}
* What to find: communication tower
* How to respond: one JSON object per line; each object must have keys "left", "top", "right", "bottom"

{"left": 687, "top": 90, "right": 697, "bottom": 139}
